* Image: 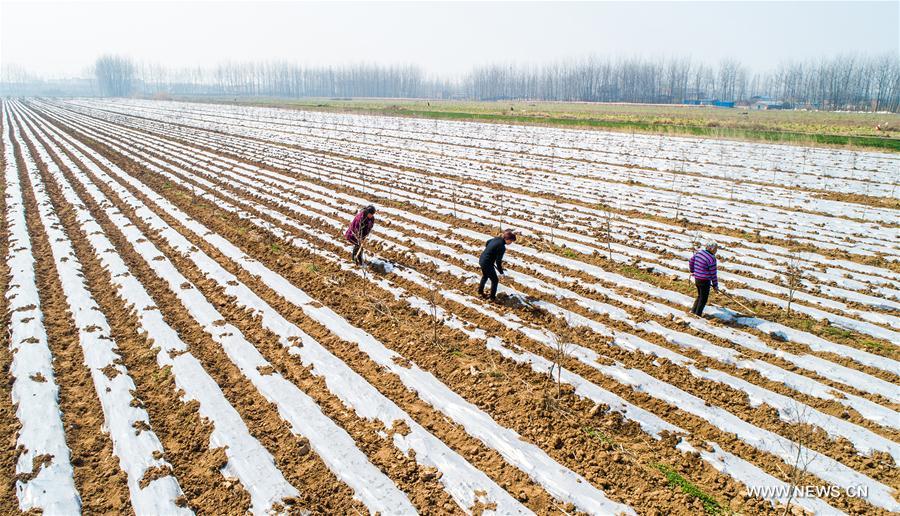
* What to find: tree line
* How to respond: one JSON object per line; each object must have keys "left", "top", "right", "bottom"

{"left": 462, "top": 54, "right": 900, "bottom": 111}
{"left": 4, "top": 53, "right": 898, "bottom": 112}
{"left": 137, "top": 61, "right": 443, "bottom": 99}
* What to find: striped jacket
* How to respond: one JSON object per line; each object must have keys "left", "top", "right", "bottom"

{"left": 689, "top": 250, "right": 718, "bottom": 289}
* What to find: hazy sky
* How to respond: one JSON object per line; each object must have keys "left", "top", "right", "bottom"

{"left": 2, "top": 1, "right": 898, "bottom": 78}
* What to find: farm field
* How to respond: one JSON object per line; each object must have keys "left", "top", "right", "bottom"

{"left": 2, "top": 97, "right": 899, "bottom": 515}
{"left": 182, "top": 97, "right": 900, "bottom": 150}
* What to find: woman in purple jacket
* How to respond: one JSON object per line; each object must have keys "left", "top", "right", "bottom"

{"left": 345, "top": 205, "right": 376, "bottom": 265}
{"left": 689, "top": 241, "right": 720, "bottom": 316}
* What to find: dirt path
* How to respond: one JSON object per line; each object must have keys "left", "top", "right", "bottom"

{"left": 73, "top": 106, "right": 898, "bottom": 365}
{"left": 25, "top": 127, "right": 256, "bottom": 513}
{"left": 103, "top": 120, "right": 899, "bottom": 472}
{"left": 78, "top": 120, "right": 786, "bottom": 515}
{"left": 13, "top": 125, "right": 133, "bottom": 514}
{"left": 124, "top": 135, "right": 899, "bottom": 512}
{"left": 39, "top": 124, "right": 378, "bottom": 514}
{"left": 25, "top": 98, "right": 900, "bottom": 515}
{"left": 0, "top": 113, "right": 23, "bottom": 515}
{"left": 59, "top": 122, "right": 524, "bottom": 514}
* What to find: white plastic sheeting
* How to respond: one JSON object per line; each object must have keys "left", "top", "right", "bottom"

{"left": 2, "top": 105, "right": 81, "bottom": 514}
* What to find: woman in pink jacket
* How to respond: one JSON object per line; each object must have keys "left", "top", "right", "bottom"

{"left": 344, "top": 205, "right": 376, "bottom": 265}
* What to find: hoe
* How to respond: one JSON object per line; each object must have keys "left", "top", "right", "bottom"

{"left": 721, "top": 291, "right": 758, "bottom": 316}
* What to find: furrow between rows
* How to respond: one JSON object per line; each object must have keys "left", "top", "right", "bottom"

{"left": 29, "top": 100, "right": 639, "bottom": 516}
{"left": 1, "top": 104, "right": 80, "bottom": 513}
{"left": 28, "top": 103, "right": 884, "bottom": 512}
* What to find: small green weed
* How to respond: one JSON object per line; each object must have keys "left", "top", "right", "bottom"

{"left": 582, "top": 426, "right": 613, "bottom": 444}
{"left": 654, "top": 463, "right": 721, "bottom": 514}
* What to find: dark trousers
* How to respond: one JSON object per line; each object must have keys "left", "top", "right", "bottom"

{"left": 351, "top": 242, "right": 364, "bottom": 265}
{"left": 692, "top": 279, "right": 711, "bottom": 316}
{"left": 478, "top": 263, "right": 499, "bottom": 299}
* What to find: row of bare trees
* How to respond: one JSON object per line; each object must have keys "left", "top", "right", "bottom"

{"left": 766, "top": 54, "right": 900, "bottom": 112}
{"left": 134, "top": 52, "right": 900, "bottom": 111}
{"left": 94, "top": 55, "right": 135, "bottom": 97}
{"left": 129, "top": 60, "right": 453, "bottom": 98}
{"left": 467, "top": 54, "right": 900, "bottom": 110}
{"left": 468, "top": 56, "right": 736, "bottom": 104}
{"left": 4, "top": 53, "right": 898, "bottom": 112}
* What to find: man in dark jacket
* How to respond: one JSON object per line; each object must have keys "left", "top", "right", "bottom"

{"left": 479, "top": 229, "right": 516, "bottom": 300}
{"left": 345, "top": 205, "right": 376, "bottom": 265}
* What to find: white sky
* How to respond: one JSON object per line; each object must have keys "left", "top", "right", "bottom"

{"left": 1, "top": 1, "right": 898, "bottom": 78}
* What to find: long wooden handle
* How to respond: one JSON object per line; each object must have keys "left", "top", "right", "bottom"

{"left": 722, "top": 291, "right": 757, "bottom": 315}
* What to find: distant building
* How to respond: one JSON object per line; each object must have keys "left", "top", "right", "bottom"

{"left": 750, "top": 98, "right": 784, "bottom": 110}
{"left": 683, "top": 98, "right": 734, "bottom": 107}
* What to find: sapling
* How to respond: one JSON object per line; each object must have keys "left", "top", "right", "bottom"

{"left": 428, "top": 288, "right": 442, "bottom": 350}
{"left": 673, "top": 176, "right": 684, "bottom": 223}
{"left": 546, "top": 318, "right": 574, "bottom": 403}
{"left": 598, "top": 204, "right": 613, "bottom": 260}
{"left": 550, "top": 210, "right": 562, "bottom": 247}
{"left": 784, "top": 251, "right": 803, "bottom": 316}
{"left": 364, "top": 290, "right": 398, "bottom": 327}
{"left": 451, "top": 185, "right": 458, "bottom": 221}
{"left": 729, "top": 172, "right": 736, "bottom": 201}
{"left": 387, "top": 171, "right": 394, "bottom": 201}
{"left": 778, "top": 402, "right": 819, "bottom": 516}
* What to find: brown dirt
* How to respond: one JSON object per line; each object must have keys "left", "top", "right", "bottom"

{"left": 30, "top": 100, "right": 900, "bottom": 514}
{"left": 377, "top": 242, "right": 899, "bottom": 484}
{"left": 63, "top": 104, "right": 900, "bottom": 420}
{"left": 109, "top": 111, "right": 900, "bottom": 360}
{"left": 142, "top": 131, "right": 900, "bottom": 413}
{"left": 26, "top": 132, "right": 253, "bottom": 514}
{"left": 58, "top": 125, "right": 505, "bottom": 514}
{"left": 13, "top": 127, "right": 133, "bottom": 513}
{"left": 176, "top": 104, "right": 900, "bottom": 271}
{"left": 80, "top": 127, "right": 787, "bottom": 515}
{"left": 34, "top": 122, "right": 372, "bottom": 515}
{"left": 158, "top": 134, "right": 896, "bottom": 508}
{"left": 0, "top": 118, "right": 23, "bottom": 515}
{"left": 814, "top": 191, "right": 900, "bottom": 211}
{"left": 162, "top": 176, "right": 891, "bottom": 513}
{"left": 31, "top": 109, "right": 688, "bottom": 512}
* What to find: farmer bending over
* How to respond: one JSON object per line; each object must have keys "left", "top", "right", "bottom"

{"left": 479, "top": 229, "right": 516, "bottom": 300}
{"left": 689, "top": 241, "right": 721, "bottom": 316}
{"left": 345, "top": 205, "right": 376, "bottom": 265}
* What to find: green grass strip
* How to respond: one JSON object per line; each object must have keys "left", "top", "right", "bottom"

{"left": 182, "top": 97, "right": 900, "bottom": 151}
{"left": 581, "top": 426, "right": 613, "bottom": 444}
{"left": 654, "top": 463, "right": 722, "bottom": 514}
{"left": 392, "top": 109, "right": 900, "bottom": 151}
